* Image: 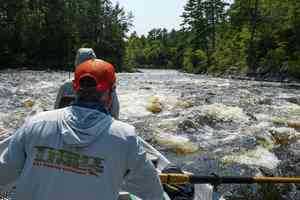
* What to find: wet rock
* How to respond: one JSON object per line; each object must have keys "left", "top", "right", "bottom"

{"left": 178, "top": 119, "right": 199, "bottom": 131}
{"left": 287, "top": 121, "right": 300, "bottom": 129}
{"left": 155, "top": 133, "right": 199, "bottom": 155}
{"left": 146, "top": 96, "right": 162, "bottom": 113}
{"left": 175, "top": 100, "right": 193, "bottom": 109}
{"left": 268, "top": 127, "right": 300, "bottom": 145}
{"left": 196, "top": 104, "right": 249, "bottom": 127}
{"left": 222, "top": 147, "right": 280, "bottom": 170}
{"left": 22, "top": 99, "right": 35, "bottom": 108}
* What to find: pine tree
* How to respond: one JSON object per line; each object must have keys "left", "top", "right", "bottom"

{"left": 181, "top": 0, "right": 198, "bottom": 31}
{"left": 247, "top": 0, "right": 259, "bottom": 75}
{"left": 181, "top": 0, "right": 208, "bottom": 50}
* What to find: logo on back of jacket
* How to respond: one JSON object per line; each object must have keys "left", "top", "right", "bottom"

{"left": 33, "top": 146, "right": 104, "bottom": 176}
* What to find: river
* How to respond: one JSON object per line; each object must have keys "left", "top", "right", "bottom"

{"left": 1, "top": 69, "right": 300, "bottom": 199}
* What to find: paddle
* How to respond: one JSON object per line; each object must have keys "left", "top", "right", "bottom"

{"left": 160, "top": 173, "right": 300, "bottom": 185}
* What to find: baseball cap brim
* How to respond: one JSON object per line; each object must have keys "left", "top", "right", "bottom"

{"left": 78, "top": 74, "right": 110, "bottom": 92}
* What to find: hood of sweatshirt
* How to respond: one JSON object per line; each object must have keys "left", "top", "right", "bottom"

{"left": 61, "top": 106, "right": 112, "bottom": 147}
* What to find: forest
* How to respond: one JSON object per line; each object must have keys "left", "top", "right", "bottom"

{"left": 125, "top": 0, "right": 300, "bottom": 80}
{"left": 0, "top": 0, "right": 300, "bottom": 80}
{"left": 0, "top": 0, "right": 132, "bottom": 71}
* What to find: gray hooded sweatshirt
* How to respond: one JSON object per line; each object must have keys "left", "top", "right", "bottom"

{"left": 0, "top": 106, "right": 164, "bottom": 200}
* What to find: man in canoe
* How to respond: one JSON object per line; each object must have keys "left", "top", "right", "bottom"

{"left": 55, "top": 48, "right": 120, "bottom": 120}
{"left": 55, "top": 48, "right": 195, "bottom": 200}
{"left": 0, "top": 59, "right": 164, "bottom": 200}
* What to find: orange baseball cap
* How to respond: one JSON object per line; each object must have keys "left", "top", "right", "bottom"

{"left": 73, "top": 59, "right": 116, "bottom": 92}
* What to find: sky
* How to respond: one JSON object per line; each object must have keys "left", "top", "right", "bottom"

{"left": 111, "top": 0, "right": 188, "bottom": 36}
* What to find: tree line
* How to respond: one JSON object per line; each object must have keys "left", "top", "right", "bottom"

{"left": 1, "top": 0, "right": 299, "bottom": 80}
{"left": 0, "top": 0, "right": 132, "bottom": 71}
{"left": 125, "top": 0, "right": 300, "bottom": 80}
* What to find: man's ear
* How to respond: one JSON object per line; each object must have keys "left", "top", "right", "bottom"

{"left": 101, "top": 90, "right": 113, "bottom": 111}
{"left": 112, "top": 83, "right": 116, "bottom": 90}
{"left": 72, "top": 80, "right": 79, "bottom": 92}
{"left": 97, "top": 90, "right": 110, "bottom": 105}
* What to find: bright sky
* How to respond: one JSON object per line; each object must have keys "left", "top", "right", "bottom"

{"left": 111, "top": 0, "right": 188, "bottom": 36}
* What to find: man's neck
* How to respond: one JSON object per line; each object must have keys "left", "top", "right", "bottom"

{"left": 72, "top": 99, "right": 108, "bottom": 114}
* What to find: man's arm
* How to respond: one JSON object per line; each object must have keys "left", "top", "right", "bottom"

{"left": 123, "top": 135, "right": 164, "bottom": 200}
{"left": 110, "top": 88, "right": 120, "bottom": 119}
{"left": 54, "top": 83, "right": 67, "bottom": 109}
{"left": 54, "top": 82, "right": 74, "bottom": 109}
{"left": 0, "top": 124, "right": 27, "bottom": 186}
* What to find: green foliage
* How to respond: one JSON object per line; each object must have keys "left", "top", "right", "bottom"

{"left": 3, "top": 0, "right": 299, "bottom": 78}
{"left": 123, "top": 0, "right": 300, "bottom": 79}
{"left": 124, "top": 32, "right": 145, "bottom": 71}
{"left": 0, "top": 0, "right": 132, "bottom": 71}
{"left": 194, "top": 49, "right": 208, "bottom": 73}
{"left": 181, "top": 0, "right": 300, "bottom": 79}
{"left": 258, "top": 47, "right": 286, "bottom": 73}
{"left": 124, "top": 29, "right": 187, "bottom": 70}
{"left": 210, "top": 27, "right": 250, "bottom": 74}
{"left": 182, "top": 48, "right": 207, "bottom": 74}
{"left": 183, "top": 48, "right": 195, "bottom": 73}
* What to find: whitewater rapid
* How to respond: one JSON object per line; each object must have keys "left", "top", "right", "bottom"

{"left": 1, "top": 69, "right": 300, "bottom": 199}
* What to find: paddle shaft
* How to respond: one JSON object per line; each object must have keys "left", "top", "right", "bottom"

{"left": 160, "top": 174, "right": 300, "bottom": 185}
